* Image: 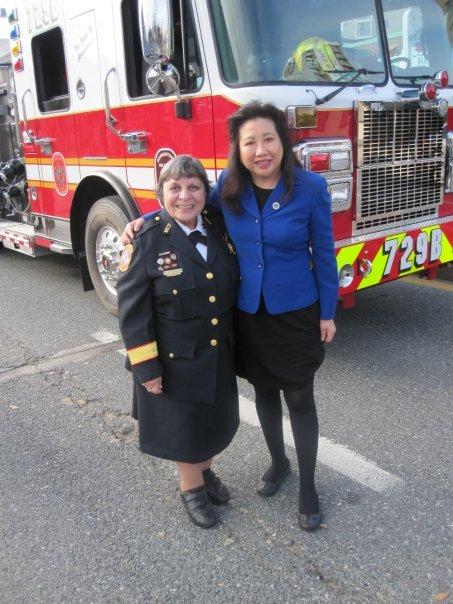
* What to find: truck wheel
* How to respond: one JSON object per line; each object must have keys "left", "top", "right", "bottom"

{"left": 85, "top": 196, "right": 130, "bottom": 316}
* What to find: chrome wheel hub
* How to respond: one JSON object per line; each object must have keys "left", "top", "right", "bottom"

{"left": 95, "top": 226, "right": 123, "bottom": 296}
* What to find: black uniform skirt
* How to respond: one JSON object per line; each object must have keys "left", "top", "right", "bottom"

{"left": 131, "top": 340, "right": 239, "bottom": 463}
{"left": 235, "top": 301, "right": 325, "bottom": 390}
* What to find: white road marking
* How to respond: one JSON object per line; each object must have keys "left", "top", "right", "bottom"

{"left": 92, "top": 331, "right": 126, "bottom": 355}
{"left": 91, "top": 330, "right": 121, "bottom": 344}
{"left": 239, "top": 395, "right": 404, "bottom": 493}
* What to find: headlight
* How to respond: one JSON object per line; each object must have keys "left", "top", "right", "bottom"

{"left": 339, "top": 264, "right": 354, "bottom": 288}
{"left": 329, "top": 178, "right": 352, "bottom": 212}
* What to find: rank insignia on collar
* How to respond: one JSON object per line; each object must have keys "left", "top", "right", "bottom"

{"left": 163, "top": 222, "right": 172, "bottom": 234}
{"left": 119, "top": 244, "right": 133, "bottom": 272}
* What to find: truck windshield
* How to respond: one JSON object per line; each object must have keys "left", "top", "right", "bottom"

{"left": 209, "top": 0, "right": 386, "bottom": 85}
{"left": 381, "top": 0, "right": 452, "bottom": 85}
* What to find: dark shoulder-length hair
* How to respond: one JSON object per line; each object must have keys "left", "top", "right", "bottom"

{"left": 221, "top": 101, "right": 301, "bottom": 213}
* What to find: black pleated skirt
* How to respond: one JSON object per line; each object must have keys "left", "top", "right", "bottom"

{"left": 235, "top": 301, "right": 325, "bottom": 390}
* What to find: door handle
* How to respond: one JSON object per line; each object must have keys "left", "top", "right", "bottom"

{"left": 34, "top": 137, "right": 53, "bottom": 155}
{"left": 20, "top": 88, "right": 36, "bottom": 143}
{"left": 103, "top": 67, "right": 147, "bottom": 154}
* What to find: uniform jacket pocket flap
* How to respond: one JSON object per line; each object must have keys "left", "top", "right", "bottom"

{"left": 159, "top": 339, "right": 196, "bottom": 360}
{"left": 154, "top": 274, "right": 195, "bottom": 296}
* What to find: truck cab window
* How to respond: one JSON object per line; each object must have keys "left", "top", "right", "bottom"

{"left": 122, "top": 0, "right": 202, "bottom": 99}
{"left": 31, "top": 27, "right": 70, "bottom": 113}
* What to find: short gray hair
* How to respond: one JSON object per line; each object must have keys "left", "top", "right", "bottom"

{"left": 157, "top": 155, "right": 211, "bottom": 201}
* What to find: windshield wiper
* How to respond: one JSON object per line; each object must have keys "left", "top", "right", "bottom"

{"left": 313, "top": 68, "right": 384, "bottom": 105}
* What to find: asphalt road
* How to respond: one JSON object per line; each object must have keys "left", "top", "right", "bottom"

{"left": 1, "top": 249, "right": 452, "bottom": 603}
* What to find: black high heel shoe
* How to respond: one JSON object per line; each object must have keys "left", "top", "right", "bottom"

{"left": 256, "top": 460, "right": 291, "bottom": 497}
{"left": 298, "top": 511, "right": 322, "bottom": 531}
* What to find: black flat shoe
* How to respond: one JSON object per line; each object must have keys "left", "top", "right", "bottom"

{"left": 298, "top": 511, "right": 322, "bottom": 532}
{"left": 202, "top": 469, "right": 230, "bottom": 505}
{"left": 180, "top": 485, "right": 218, "bottom": 528}
{"left": 256, "top": 462, "right": 291, "bottom": 497}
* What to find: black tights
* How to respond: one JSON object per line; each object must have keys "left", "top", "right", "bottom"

{"left": 254, "top": 378, "right": 319, "bottom": 514}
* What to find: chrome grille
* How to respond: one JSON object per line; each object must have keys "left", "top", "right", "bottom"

{"left": 356, "top": 101, "right": 445, "bottom": 235}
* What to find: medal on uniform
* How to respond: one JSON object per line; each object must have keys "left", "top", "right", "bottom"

{"left": 158, "top": 250, "right": 183, "bottom": 276}
{"left": 223, "top": 233, "right": 236, "bottom": 255}
{"left": 119, "top": 244, "right": 133, "bottom": 272}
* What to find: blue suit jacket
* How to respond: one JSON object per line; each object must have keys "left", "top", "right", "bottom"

{"left": 145, "top": 168, "right": 338, "bottom": 319}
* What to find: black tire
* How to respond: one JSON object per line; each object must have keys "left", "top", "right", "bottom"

{"left": 85, "top": 196, "right": 130, "bottom": 316}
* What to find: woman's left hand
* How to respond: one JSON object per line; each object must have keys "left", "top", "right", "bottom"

{"left": 320, "top": 319, "right": 336, "bottom": 343}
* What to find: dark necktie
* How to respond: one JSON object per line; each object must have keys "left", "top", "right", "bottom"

{"left": 188, "top": 230, "right": 208, "bottom": 246}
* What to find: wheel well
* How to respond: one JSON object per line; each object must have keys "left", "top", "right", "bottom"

{"left": 70, "top": 173, "right": 139, "bottom": 257}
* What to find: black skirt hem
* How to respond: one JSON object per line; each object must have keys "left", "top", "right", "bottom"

{"left": 136, "top": 420, "right": 240, "bottom": 464}
{"left": 237, "top": 363, "right": 321, "bottom": 391}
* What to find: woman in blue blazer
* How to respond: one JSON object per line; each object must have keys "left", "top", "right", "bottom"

{"left": 123, "top": 101, "right": 338, "bottom": 531}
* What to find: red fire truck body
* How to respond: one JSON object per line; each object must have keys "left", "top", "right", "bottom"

{"left": 1, "top": 0, "right": 452, "bottom": 314}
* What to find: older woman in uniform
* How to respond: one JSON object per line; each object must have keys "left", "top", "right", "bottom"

{"left": 117, "top": 155, "right": 239, "bottom": 529}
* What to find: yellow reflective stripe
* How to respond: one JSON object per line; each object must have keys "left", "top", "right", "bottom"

{"left": 336, "top": 243, "right": 364, "bottom": 271}
{"left": 131, "top": 188, "right": 158, "bottom": 199}
{"left": 438, "top": 231, "right": 453, "bottom": 263}
{"left": 127, "top": 342, "right": 158, "bottom": 365}
{"left": 358, "top": 233, "right": 406, "bottom": 289}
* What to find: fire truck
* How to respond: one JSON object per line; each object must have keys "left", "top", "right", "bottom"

{"left": 0, "top": 0, "right": 452, "bottom": 315}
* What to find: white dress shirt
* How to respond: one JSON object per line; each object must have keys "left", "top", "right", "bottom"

{"left": 175, "top": 214, "right": 208, "bottom": 261}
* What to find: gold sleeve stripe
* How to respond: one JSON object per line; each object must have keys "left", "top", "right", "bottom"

{"left": 127, "top": 342, "right": 158, "bottom": 365}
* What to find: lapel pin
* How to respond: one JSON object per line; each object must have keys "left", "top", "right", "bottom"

{"left": 272, "top": 202, "right": 280, "bottom": 210}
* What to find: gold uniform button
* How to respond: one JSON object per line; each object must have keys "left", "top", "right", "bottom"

{"left": 155, "top": 216, "right": 160, "bottom": 221}
{"left": 211, "top": 318, "right": 219, "bottom": 326}
{"left": 206, "top": 272, "right": 214, "bottom": 279}
{"left": 172, "top": 289, "right": 178, "bottom": 295}
{"left": 210, "top": 339, "right": 218, "bottom": 347}
{"left": 209, "top": 296, "right": 216, "bottom": 303}
{"left": 169, "top": 353, "right": 174, "bottom": 358}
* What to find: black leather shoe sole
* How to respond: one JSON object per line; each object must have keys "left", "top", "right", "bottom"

{"left": 256, "top": 463, "right": 291, "bottom": 497}
{"left": 180, "top": 486, "right": 219, "bottom": 529}
{"left": 298, "top": 511, "right": 322, "bottom": 531}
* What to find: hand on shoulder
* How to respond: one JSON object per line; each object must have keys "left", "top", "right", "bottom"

{"left": 121, "top": 216, "right": 146, "bottom": 245}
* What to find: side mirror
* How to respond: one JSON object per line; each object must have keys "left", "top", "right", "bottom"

{"left": 138, "top": 0, "right": 174, "bottom": 65}
{"left": 138, "top": 0, "right": 190, "bottom": 118}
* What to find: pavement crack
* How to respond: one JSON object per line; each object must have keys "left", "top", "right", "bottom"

{"left": 0, "top": 339, "right": 123, "bottom": 385}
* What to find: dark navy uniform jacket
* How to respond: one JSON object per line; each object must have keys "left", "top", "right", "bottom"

{"left": 117, "top": 208, "right": 239, "bottom": 405}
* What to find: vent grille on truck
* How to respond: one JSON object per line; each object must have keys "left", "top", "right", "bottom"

{"left": 355, "top": 102, "right": 445, "bottom": 234}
